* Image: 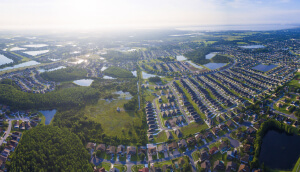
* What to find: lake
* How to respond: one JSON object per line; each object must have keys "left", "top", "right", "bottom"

{"left": 0, "top": 54, "right": 13, "bottom": 66}
{"left": 0, "top": 60, "right": 40, "bottom": 72}
{"left": 203, "top": 63, "right": 227, "bottom": 70}
{"left": 205, "top": 52, "right": 219, "bottom": 59}
{"left": 10, "top": 47, "right": 27, "bottom": 51}
{"left": 39, "top": 110, "right": 56, "bottom": 125}
{"left": 73, "top": 79, "right": 94, "bottom": 86}
{"left": 114, "top": 91, "right": 133, "bottom": 100}
{"left": 142, "top": 71, "right": 160, "bottom": 79}
{"left": 252, "top": 64, "right": 277, "bottom": 72}
{"left": 24, "top": 44, "right": 48, "bottom": 48}
{"left": 176, "top": 55, "right": 203, "bottom": 69}
{"left": 259, "top": 130, "right": 300, "bottom": 170}
{"left": 239, "top": 45, "right": 265, "bottom": 49}
{"left": 23, "top": 50, "right": 49, "bottom": 56}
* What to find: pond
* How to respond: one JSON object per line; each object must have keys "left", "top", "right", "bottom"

{"left": 103, "top": 75, "right": 116, "bottom": 79}
{"left": 39, "top": 109, "right": 56, "bottom": 125}
{"left": 114, "top": 91, "right": 133, "bottom": 100}
{"left": 203, "top": 63, "right": 227, "bottom": 70}
{"left": 186, "top": 61, "right": 203, "bottom": 69}
{"left": 239, "top": 45, "right": 265, "bottom": 49}
{"left": 73, "top": 79, "right": 94, "bottom": 86}
{"left": 0, "top": 60, "right": 40, "bottom": 71}
{"left": 131, "top": 71, "right": 137, "bottom": 77}
{"left": 142, "top": 71, "right": 160, "bottom": 79}
{"left": 23, "top": 50, "right": 49, "bottom": 56}
{"left": 0, "top": 54, "right": 13, "bottom": 66}
{"left": 205, "top": 52, "right": 219, "bottom": 59}
{"left": 10, "top": 47, "right": 27, "bottom": 51}
{"left": 68, "top": 59, "right": 86, "bottom": 64}
{"left": 24, "top": 44, "right": 48, "bottom": 48}
{"left": 259, "top": 130, "right": 300, "bottom": 170}
{"left": 252, "top": 64, "right": 277, "bottom": 72}
{"left": 176, "top": 55, "right": 187, "bottom": 61}
{"left": 101, "top": 66, "right": 107, "bottom": 71}
{"left": 38, "top": 66, "right": 66, "bottom": 73}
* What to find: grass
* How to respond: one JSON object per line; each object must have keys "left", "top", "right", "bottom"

{"left": 158, "top": 152, "right": 165, "bottom": 159}
{"left": 98, "top": 162, "right": 111, "bottom": 171}
{"left": 37, "top": 112, "right": 46, "bottom": 125}
{"left": 292, "top": 157, "right": 300, "bottom": 172}
{"left": 154, "top": 131, "right": 168, "bottom": 143}
{"left": 209, "top": 152, "right": 225, "bottom": 165}
{"left": 119, "top": 154, "right": 127, "bottom": 161}
{"left": 131, "top": 165, "right": 145, "bottom": 172}
{"left": 114, "top": 164, "right": 127, "bottom": 172}
{"left": 153, "top": 159, "right": 173, "bottom": 168}
{"left": 191, "top": 151, "right": 200, "bottom": 161}
{"left": 181, "top": 122, "right": 208, "bottom": 136}
{"left": 144, "top": 89, "right": 156, "bottom": 102}
{"left": 83, "top": 99, "right": 142, "bottom": 138}
{"left": 287, "top": 72, "right": 300, "bottom": 88}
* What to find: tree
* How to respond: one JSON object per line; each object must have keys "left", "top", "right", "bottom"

{"left": 9, "top": 126, "right": 93, "bottom": 172}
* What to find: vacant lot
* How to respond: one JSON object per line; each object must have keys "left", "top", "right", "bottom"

{"left": 84, "top": 98, "right": 142, "bottom": 137}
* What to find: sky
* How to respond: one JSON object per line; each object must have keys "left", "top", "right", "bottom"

{"left": 0, "top": 0, "right": 300, "bottom": 31}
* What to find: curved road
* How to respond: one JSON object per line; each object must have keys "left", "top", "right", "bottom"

{"left": 0, "top": 120, "right": 12, "bottom": 146}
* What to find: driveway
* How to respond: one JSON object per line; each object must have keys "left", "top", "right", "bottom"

{"left": 164, "top": 151, "right": 169, "bottom": 158}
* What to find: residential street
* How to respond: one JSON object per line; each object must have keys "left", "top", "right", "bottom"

{"left": 0, "top": 120, "right": 12, "bottom": 146}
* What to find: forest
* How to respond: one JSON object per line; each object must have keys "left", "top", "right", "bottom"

{"left": 0, "top": 81, "right": 99, "bottom": 109}
{"left": 183, "top": 47, "right": 217, "bottom": 64}
{"left": 40, "top": 67, "right": 88, "bottom": 82}
{"left": 148, "top": 76, "right": 162, "bottom": 83}
{"left": 211, "top": 54, "right": 232, "bottom": 63}
{"left": 103, "top": 66, "right": 135, "bottom": 78}
{"left": 8, "top": 126, "right": 93, "bottom": 172}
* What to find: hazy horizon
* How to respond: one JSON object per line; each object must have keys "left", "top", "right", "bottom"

{"left": 1, "top": 0, "right": 300, "bottom": 31}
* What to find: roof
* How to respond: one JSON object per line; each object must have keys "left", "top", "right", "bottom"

{"left": 86, "top": 142, "right": 95, "bottom": 149}
{"left": 209, "top": 146, "right": 218, "bottom": 154}
{"left": 238, "top": 164, "right": 250, "bottom": 172}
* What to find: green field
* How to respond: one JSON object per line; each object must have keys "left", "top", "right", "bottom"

{"left": 181, "top": 122, "right": 208, "bottom": 136}
{"left": 154, "top": 131, "right": 167, "bottom": 143}
{"left": 287, "top": 72, "right": 300, "bottom": 88}
{"left": 83, "top": 99, "right": 142, "bottom": 138}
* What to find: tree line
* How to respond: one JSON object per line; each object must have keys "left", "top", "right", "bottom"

{"left": 8, "top": 125, "right": 93, "bottom": 171}
{"left": 40, "top": 67, "right": 88, "bottom": 82}
{"left": 251, "top": 119, "right": 299, "bottom": 168}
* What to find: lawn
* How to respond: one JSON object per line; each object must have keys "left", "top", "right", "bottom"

{"left": 191, "top": 151, "right": 200, "bottom": 161}
{"left": 181, "top": 122, "right": 208, "bottom": 136}
{"left": 131, "top": 165, "right": 145, "bottom": 172}
{"left": 292, "top": 157, "right": 300, "bottom": 172}
{"left": 287, "top": 72, "right": 300, "bottom": 88}
{"left": 114, "top": 164, "right": 127, "bottom": 172}
{"left": 83, "top": 99, "right": 143, "bottom": 138}
{"left": 98, "top": 162, "right": 111, "bottom": 171}
{"left": 154, "top": 131, "right": 168, "bottom": 143}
